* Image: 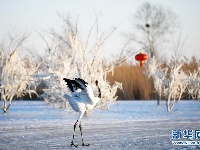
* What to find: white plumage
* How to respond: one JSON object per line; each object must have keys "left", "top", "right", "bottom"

{"left": 63, "top": 78, "right": 101, "bottom": 147}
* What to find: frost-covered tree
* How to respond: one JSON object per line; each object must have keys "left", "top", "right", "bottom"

{"left": 37, "top": 14, "right": 122, "bottom": 108}
{"left": 0, "top": 33, "right": 39, "bottom": 113}
{"left": 133, "top": 2, "right": 179, "bottom": 58}
{"left": 162, "top": 30, "right": 191, "bottom": 111}
{"left": 163, "top": 63, "right": 188, "bottom": 112}
{"left": 146, "top": 56, "right": 191, "bottom": 112}
{"left": 145, "top": 57, "right": 167, "bottom": 105}
{"left": 187, "top": 68, "right": 200, "bottom": 100}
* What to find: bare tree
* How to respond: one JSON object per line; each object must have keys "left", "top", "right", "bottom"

{"left": 187, "top": 60, "right": 200, "bottom": 100}
{"left": 146, "top": 56, "right": 189, "bottom": 112}
{"left": 0, "top": 33, "right": 39, "bottom": 113}
{"left": 163, "top": 63, "right": 188, "bottom": 112}
{"left": 145, "top": 57, "right": 168, "bottom": 105}
{"left": 133, "top": 2, "right": 179, "bottom": 58}
{"left": 36, "top": 13, "right": 122, "bottom": 108}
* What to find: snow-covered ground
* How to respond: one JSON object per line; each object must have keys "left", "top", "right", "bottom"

{"left": 0, "top": 100, "right": 200, "bottom": 150}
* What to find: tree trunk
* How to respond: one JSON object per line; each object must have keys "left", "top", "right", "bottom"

{"left": 2, "top": 100, "right": 12, "bottom": 113}
{"left": 166, "top": 99, "right": 171, "bottom": 112}
{"left": 166, "top": 90, "right": 173, "bottom": 112}
{"left": 157, "top": 93, "right": 161, "bottom": 105}
{"left": 157, "top": 99, "right": 160, "bottom": 105}
{"left": 3, "top": 100, "right": 7, "bottom": 113}
{"left": 166, "top": 97, "right": 176, "bottom": 112}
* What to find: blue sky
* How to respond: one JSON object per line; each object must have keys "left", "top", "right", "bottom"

{"left": 0, "top": 0, "right": 199, "bottom": 59}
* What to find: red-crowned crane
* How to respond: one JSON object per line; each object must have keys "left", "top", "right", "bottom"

{"left": 63, "top": 78, "right": 101, "bottom": 147}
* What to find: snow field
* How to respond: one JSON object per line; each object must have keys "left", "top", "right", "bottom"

{"left": 0, "top": 100, "right": 200, "bottom": 150}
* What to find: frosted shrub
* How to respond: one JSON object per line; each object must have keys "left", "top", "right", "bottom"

{"left": 187, "top": 69, "right": 200, "bottom": 100}
{"left": 0, "top": 34, "right": 38, "bottom": 112}
{"left": 146, "top": 57, "right": 190, "bottom": 112}
{"left": 39, "top": 14, "right": 122, "bottom": 108}
{"left": 163, "top": 64, "right": 188, "bottom": 112}
{"left": 145, "top": 57, "right": 168, "bottom": 105}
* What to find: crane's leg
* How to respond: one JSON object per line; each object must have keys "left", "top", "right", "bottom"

{"left": 71, "top": 120, "right": 78, "bottom": 147}
{"left": 79, "top": 122, "right": 90, "bottom": 146}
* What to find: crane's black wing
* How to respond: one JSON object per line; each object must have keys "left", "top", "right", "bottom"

{"left": 63, "top": 78, "right": 88, "bottom": 92}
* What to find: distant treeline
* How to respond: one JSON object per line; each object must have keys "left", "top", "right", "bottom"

{"left": 16, "top": 57, "right": 199, "bottom": 101}
{"left": 107, "top": 57, "right": 199, "bottom": 100}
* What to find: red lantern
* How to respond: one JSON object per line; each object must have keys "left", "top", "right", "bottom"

{"left": 135, "top": 52, "right": 148, "bottom": 67}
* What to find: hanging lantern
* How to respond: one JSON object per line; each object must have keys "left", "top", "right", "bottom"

{"left": 135, "top": 52, "right": 148, "bottom": 67}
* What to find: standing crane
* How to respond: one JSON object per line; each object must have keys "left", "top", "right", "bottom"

{"left": 63, "top": 78, "right": 101, "bottom": 147}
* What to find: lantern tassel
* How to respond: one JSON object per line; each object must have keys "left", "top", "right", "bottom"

{"left": 140, "top": 61, "right": 144, "bottom": 67}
